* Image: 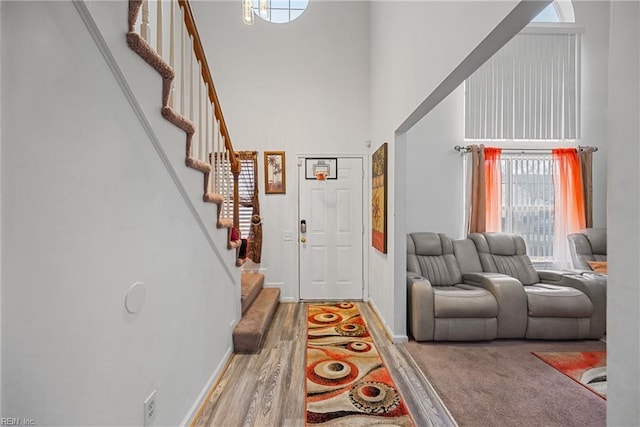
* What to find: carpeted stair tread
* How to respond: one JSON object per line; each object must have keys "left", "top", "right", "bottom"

{"left": 233, "top": 288, "right": 280, "bottom": 354}
{"left": 241, "top": 272, "right": 264, "bottom": 315}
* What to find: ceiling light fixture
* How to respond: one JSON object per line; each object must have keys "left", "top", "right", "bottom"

{"left": 259, "top": 0, "right": 268, "bottom": 17}
{"left": 242, "top": 0, "right": 254, "bottom": 25}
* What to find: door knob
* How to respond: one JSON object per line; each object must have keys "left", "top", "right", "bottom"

{"left": 300, "top": 237, "right": 307, "bottom": 243}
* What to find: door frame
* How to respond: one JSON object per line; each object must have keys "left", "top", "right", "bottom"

{"left": 295, "top": 154, "right": 369, "bottom": 302}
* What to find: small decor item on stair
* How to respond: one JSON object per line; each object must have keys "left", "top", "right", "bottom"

{"left": 306, "top": 303, "right": 415, "bottom": 426}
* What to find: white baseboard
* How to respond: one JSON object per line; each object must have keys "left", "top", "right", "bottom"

{"left": 392, "top": 334, "right": 409, "bottom": 343}
{"left": 367, "top": 299, "right": 408, "bottom": 343}
{"left": 264, "top": 281, "right": 284, "bottom": 288}
{"left": 180, "top": 346, "right": 234, "bottom": 427}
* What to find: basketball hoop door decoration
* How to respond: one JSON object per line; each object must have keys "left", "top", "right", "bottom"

{"left": 305, "top": 158, "right": 338, "bottom": 180}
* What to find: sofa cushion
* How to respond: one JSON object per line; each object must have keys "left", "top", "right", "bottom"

{"left": 413, "top": 232, "right": 450, "bottom": 255}
{"left": 416, "top": 256, "right": 459, "bottom": 286}
{"left": 469, "top": 233, "right": 540, "bottom": 285}
{"left": 434, "top": 285, "right": 499, "bottom": 318}
{"left": 408, "top": 233, "right": 462, "bottom": 285}
{"left": 453, "top": 238, "right": 483, "bottom": 274}
{"left": 524, "top": 284, "right": 593, "bottom": 318}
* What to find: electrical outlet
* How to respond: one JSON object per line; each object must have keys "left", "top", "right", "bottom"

{"left": 144, "top": 390, "right": 157, "bottom": 426}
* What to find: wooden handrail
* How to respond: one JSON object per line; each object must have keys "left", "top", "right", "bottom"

{"left": 178, "top": 0, "right": 240, "bottom": 174}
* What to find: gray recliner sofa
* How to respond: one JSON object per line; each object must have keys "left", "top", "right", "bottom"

{"left": 407, "top": 232, "right": 499, "bottom": 341}
{"left": 407, "top": 231, "right": 606, "bottom": 341}
{"left": 469, "top": 232, "right": 606, "bottom": 340}
{"left": 568, "top": 228, "right": 607, "bottom": 271}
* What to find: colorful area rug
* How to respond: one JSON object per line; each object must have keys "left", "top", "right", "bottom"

{"left": 533, "top": 351, "right": 607, "bottom": 399}
{"left": 306, "top": 303, "right": 414, "bottom": 426}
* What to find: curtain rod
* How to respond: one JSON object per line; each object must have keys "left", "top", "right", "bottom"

{"left": 454, "top": 145, "right": 598, "bottom": 154}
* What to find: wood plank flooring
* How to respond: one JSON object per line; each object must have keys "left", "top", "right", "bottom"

{"left": 198, "top": 302, "right": 456, "bottom": 427}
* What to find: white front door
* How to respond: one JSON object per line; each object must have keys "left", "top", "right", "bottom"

{"left": 298, "top": 157, "right": 364, "bottom": 300}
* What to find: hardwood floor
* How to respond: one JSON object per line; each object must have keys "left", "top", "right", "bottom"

{"left": 196, "top": 302, "right": 456, "bottom": 427}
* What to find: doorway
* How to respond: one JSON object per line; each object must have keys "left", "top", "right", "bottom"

{"left": 298, "top": 157, "right": 364, "bottom": 300}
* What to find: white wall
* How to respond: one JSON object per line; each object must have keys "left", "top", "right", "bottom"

{"left": 368, "top": 1, "right": 527, "bottom": 339}
{"left": 405, "top": 0, "right": 611, "bottom": 239}
{"left": 0, "top": 0, "right": 3, "bottom": 412}
{"left": 577, "top": 0, "right": 609, "bottom": 227}
{"left": 406, "top": 85, "right": 465, "bottom": 238}
{"left": 607, "top": 0, "right": 640, "bottom": 424}
{"left": 190, "top": 0, "right": 371, "bottom": 301}
{"left": 1, "top": 1, "right": 237, "bottom": 424}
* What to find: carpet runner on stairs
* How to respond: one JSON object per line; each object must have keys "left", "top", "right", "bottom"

{"left": 233, "top": 272, "right": 280, "bottom": 353}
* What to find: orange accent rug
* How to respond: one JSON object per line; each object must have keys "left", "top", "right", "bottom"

{"left": 533, "top": 351, "right": 607, "bottom": 399}
{"left": 305, "top": 303, "right": 414, "bottom": 426}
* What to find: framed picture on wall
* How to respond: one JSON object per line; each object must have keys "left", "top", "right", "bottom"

{"left": 264, "top": 151, "right": 286, "bottom": 194}
{"left": 372, "top": 142, "right": 387, "bottom": 253}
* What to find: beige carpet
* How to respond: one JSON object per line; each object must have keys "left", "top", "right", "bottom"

{"left": 403, "top": 339, "right": 606, "bottom": 427}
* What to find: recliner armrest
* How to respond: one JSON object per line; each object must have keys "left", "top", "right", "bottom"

{"left": 538, "top": 269, "right": 607, "bottom": 280}
{"left": 537, "top": 270, "right": 606, "bottom": 298}
{"left": 407, "top": 275, "right": 435, "bottom": 341}
{"left": 537, "top": 270, "right": 566, "bottom": 282}
{"left": 538, "top": 271, "right": 607, "bottom": 339}
{"left": 462, "top": 272, "right": 527, "bottom": 338}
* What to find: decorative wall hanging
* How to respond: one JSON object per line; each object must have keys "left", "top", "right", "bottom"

{"left": 372, "top": 143, "right": 387, "bottom": 253}
{"left": 264, "top": 151, "right": 286, "bottom": 194}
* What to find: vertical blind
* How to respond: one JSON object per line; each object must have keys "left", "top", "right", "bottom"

{"left": 501, "top": 152, "right": 555, "bottom": 261}
{"left": 465, "top": 32, "right": 581, "bottom": 140}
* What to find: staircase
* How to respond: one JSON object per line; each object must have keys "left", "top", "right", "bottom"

{"left": 233, "top": 272, "right": 280, "bottom": 353}
{"left": 126, "top": 0, "right": 279, "bottom": 354}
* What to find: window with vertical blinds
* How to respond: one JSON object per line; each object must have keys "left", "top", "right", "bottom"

{"left": 501, "top": 153, "right": 555, "bottom": 262}
{"left": 465, "top": 31, "right": 581, "bottom": 140}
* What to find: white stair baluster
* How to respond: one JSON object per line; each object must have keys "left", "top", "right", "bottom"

{"left": 188, "top": 37, "right": 195, "bottom": 156}
{"left": 179, "top": 22, "right": 187, "bottom": 117}
{"left": 167, "top": 0, "right": 175, "bottom": 108}
{"left": 213, "top": 119, "right": 220, "bottom": 194}
{"left": 156, "top": 0, "right": 163, "bottom": 57}
{"left": 198, "top": 77, "right": 203, "bottom": 162}
{"left": 141, "top": 0, "right": 151, "bottom": 42}
{"left": 206, "top": 96, "right": 212, "bottom": 170}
